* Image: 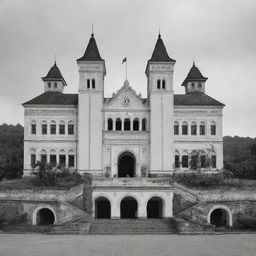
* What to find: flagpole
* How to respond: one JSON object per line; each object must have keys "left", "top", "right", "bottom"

{"left": 126, "top": 59, "right": 127, "bottom": 80}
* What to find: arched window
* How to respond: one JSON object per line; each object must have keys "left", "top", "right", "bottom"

{"left": 174, "top": 121, "right": 179, "bottom": 135}
{"left": 182, "top": 121, "right": 188, "bottom": 135}
{"left": 49, "top": 149, "right": 57, "bottom": 167}
{"left": 124, "top": 118, "right": 130, "bottom": 131}
{"left": 59, "top": 120, "right": 65, "bottom": 135}
{"left": 68, "top": 121, "right": 74, "bottom": 135}
{"left": 142, "top": 118, "right": 147, "bottom": 131}
{"left": 181, "top": 150, "right": 189, "bottom": 168}
{"left": 92, "top": 79, "right": 95, "bottom": 89}
{"left": 157, "top": 79, "right": 161, "bottom": 89}
{"left": 210, "top": 121, "right": 216, "bottom": 135}
{"left": 175, "top": 150, "right": 180, "bottom": 168}
{"left": 116, "top": 118, "right": 122, "bottom": 131}
{"left": 191, "top": 121, "right": 197, "bottom": 135}
{"left": 87, "top": 79, "right": 90, "bottom": 89}
{"left": 200, "top": 150, "right": 207, "bottom": 168}
{"left": 48, "top": 82, "right": 51, "bottom": 89}
{"left": 211, "top": 155, "right": 217, "bottom": 168}
{"left": 133, "top": 118, "right": 139, "bottom": 131}
{"left": 59, "top": 149, "right": 66, "bottom": 167}
{"left": 107, "top": 118, "right": 113, "bottom": 131}
{"left": 31, "top": 120, "right": 37, "bottom": 135}
{"left": 30, "top": 148, "right": 36, "bottom": 167}
{"left": 191, "top": 150, "right": 198, "bottom": 170}
{"left": 40, "top": 149, "right": 47, "bottom": 164}
{"left": 162, "top": 80, "right": 166, "bottom": 89}
{"left": 199, "top": 121, "right": 206, "bottom": 135}
{"left": 50, "top": 120, "right": 56, "bottom": 135}
{"left": 68, "top": 149, "right": 75, "bottom": 167}
{"left": 54, "top": 82, "right": 58, "bottom": 88}
{"left": 41, "top": 121, "right": 47, "bottom": 135}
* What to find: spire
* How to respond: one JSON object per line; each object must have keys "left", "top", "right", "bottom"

{"left": 77, "top": 33, "right": 104, "bottom": 62}
{"left": 181, "top": 62, "right": 208, "bottom": 86}
{"left": 41, "top": 62, "right": 67, "bottom": 86}
{"left": 148, "top": 34, "right": 175, "bottom": 62}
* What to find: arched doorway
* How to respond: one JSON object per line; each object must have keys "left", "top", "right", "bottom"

{"left": 37, "top": 208, "right": 55, "bottom": 225}
{"left": 121, "top": 197, "right": 138, "bottom": 218}
{"left": 95, "top": 197, "right": 111, "bottom": 219}
{"left": 147, "top": 197, "right": 163, "bottom": 218}
{"left": 118, "top": 152, "right": 135, "bottom": 177}
{"left": 210, "top": 208, "right": 229, "bottom": 227}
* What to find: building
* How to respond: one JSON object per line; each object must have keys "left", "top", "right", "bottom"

{"left": 22, "top": 33, "right": 224, "bottom": 219}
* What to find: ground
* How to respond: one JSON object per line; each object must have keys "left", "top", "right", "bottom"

{"left": 0, "top": 234, "right": 255, "bottom": 256}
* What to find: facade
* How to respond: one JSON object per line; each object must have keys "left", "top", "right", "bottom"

{"left": 23, "top": 33, "right": 224, "bottom": 219}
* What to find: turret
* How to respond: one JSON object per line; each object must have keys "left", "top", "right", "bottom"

{"left": 41, "top": 62, "right": 67, "bottom": 93}
{"left": 181, "top": 62, "right": 208, "bottom": 94}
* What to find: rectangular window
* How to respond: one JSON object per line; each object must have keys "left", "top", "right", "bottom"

{"left": 59, "top": 155, "right": 66, "bottom": 167}
{"left": 212, "top": 155, "right": 217, "bottom": 168}
{"left": 182, "top": 125, "right": 188, "bottom": 135}
{"left": 41, "top": 154, "right": 47, "bottom": 164}
{"left": 68, "top": 124, "right": 74, "bottom": 135}
{"left": 31, "top": 154, "right": 36, "bottom": 167}
{"left": 50, "top": 124, "right": 56, "bottom": 134}
{"left": 68, "top": 155, "right": 75, "bottom": 167}
{"left": 201, "top": 155, "right": 206, "bottom": 168}
{"left": 211, "top": 125, "right": 216, "bottom": 135}
{"left": 174, "top": 125, "right": 179, "bottom": 135}
{"left": 175, "top": 155, "right": 180, "bottom": 168}
{"left": 42, "top": 124, "right": 47, "bottom": 134}
{"left": 59, "top": 125, "right": 65, "bottom": 135}
{"left": 182, "top": 155, "right": 189, "bottom": 168}
{"left": 191, "top": 125, "right": 197, "bottom": 135}
{"left": 200, "top": 125, "right": 205, "bottom": 135}
{"left": 50, "top": 155, "right": 57, "bottom": 166}
{"left": 31, "top": 124, "right": 36, "bottom": 134}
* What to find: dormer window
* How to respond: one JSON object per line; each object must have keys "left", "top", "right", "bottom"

{"left": 198, "top": 82, "right": 202, "bottom": 89}
{"left": 54, "top": 82, "right": 58, "bottom": 88}
{"left": 191, "top": 82, "right": 195, "bottom": 88}
{"left": 48, "top": 82, "right": 51, "bottom": 89}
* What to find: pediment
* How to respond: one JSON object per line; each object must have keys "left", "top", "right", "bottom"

{"left": 104, "top": 80, "right": 148, "bottom": 110}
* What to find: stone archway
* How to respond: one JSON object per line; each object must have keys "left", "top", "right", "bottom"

{"left": 118, "top": 152, "right": 136, "bottom": 177}
{"left": 208, "top": 205, "right": 232, "bottom": 227}
{"left": 95, "top": 197, "right": 111, "bottom": 219}
{"left": 120, "top": 196, "right": 138, "bottom": 218}
{"left": 36, "top": 208, "right": 55, "bottom": 225}
{"left": 147, "top": 197, "right": 163, "bottom": 218}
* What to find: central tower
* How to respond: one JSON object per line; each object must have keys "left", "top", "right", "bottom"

{"left": 77, "top": 33, "right": 106, "bottom": 173}
{"left": 146, "top": 34, "right": 176, "bottom": 174}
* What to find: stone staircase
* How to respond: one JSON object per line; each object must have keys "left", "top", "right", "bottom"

{"left": 89, "top": 218, "right": 178, "bottom": 235}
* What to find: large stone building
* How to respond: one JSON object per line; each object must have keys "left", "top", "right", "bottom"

{"left": 23, "top": 33, "right": 224, "bottom": 219}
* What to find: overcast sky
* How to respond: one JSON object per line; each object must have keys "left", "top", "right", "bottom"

{"left": 0, "top": 0, "right": 255, "bottom": 137}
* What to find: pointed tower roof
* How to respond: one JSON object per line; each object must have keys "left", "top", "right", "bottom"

{"left": 181, "top": 62, "right": 208, "bottom": 86}
{"left": 41, "top": 62, "right": 67, "bottom": 86}
{"left": 77, "top": 33, "right": 104, "bottom": 62}
{"left": 148, "top": 34, "right": 176, "bottom": 62}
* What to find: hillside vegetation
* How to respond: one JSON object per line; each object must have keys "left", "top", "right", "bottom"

{"left": 0, "top": 123, "right": 256, "bottom": 180}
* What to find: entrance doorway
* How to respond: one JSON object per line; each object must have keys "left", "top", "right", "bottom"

{"left": 95, "top": 197, "right": 111, "bottom": 219}
{"left": 37, "top": 208, "right": 55, "bottom": 225}
{"left": 210, "top": 208, "right": 229, "bottom": 227}
{"left": 120, "top": 197, "right": 138, "bottom": 218}
{"left": 147, "top": 197, "right": 163, "bottom": 218}
{"left": 118, "top": 152, "right": 135, "bottom": 177}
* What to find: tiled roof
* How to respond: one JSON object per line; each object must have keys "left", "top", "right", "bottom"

{"left": 148, "top": 34, "right": 175, "bottom": 62}
{"left": 77, "top": 34, "right": 104, "bottom": 62}
{"left": 174, "top": 92, "right": 224, "bottom": 106}
{"left": 41, "top": 62, "right": 67, "bottom": 86}
{"left": 182, "top": 62, "right": 208, "bottom": 86}
{"left": 23, "top": 92, "right": 78, "bottom": 106}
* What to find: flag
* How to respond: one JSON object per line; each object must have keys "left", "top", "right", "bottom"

{"left": 122, "top": 57, "right": 127, "bottom": 64}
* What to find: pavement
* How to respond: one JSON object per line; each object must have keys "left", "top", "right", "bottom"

{"left": 0, "top": 233, "right": 255, "bottom": 256}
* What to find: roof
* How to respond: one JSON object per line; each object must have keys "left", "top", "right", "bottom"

{"left": 174, "top": 92, "right": 225, "bottom": 106}
{"left": 148, "top": 34, "right": 175, "bottom": 62}
{"left": 182, "top": 62, "right": 208, "bottom": 86}
{"left": 77, "top": 33, "right": 104, "bottom": 62}
{"left": 41, "top": 62, "right": 67, "bottom": 86}
{"left": 23, "top": 92, "right": 78, "bottom": 106}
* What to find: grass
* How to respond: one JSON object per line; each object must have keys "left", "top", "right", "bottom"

{"left": 0, "top": 178, "right": 81, "bottom": 191}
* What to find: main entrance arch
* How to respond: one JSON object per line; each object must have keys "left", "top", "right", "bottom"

{"left": 147, "top": 197, "right": 163, "bottom": 218}
{"left": 120, "top": 196, "right": 138, "bottom": 218}
{"left": 118, "top": 152, "right": 135, "bottom": 177}
{"left": 95, "top": 197, "right": 111, "bottom": 219}
{"left": 208, "top": 206, "right": 232, "bottom": 227}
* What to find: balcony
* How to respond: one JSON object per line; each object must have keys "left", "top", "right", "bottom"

{"left": 92, "top": 177, "right": 173, "bottom": 188}
{"left": 103, "top": 131, "right": 149, "bottom": 141}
